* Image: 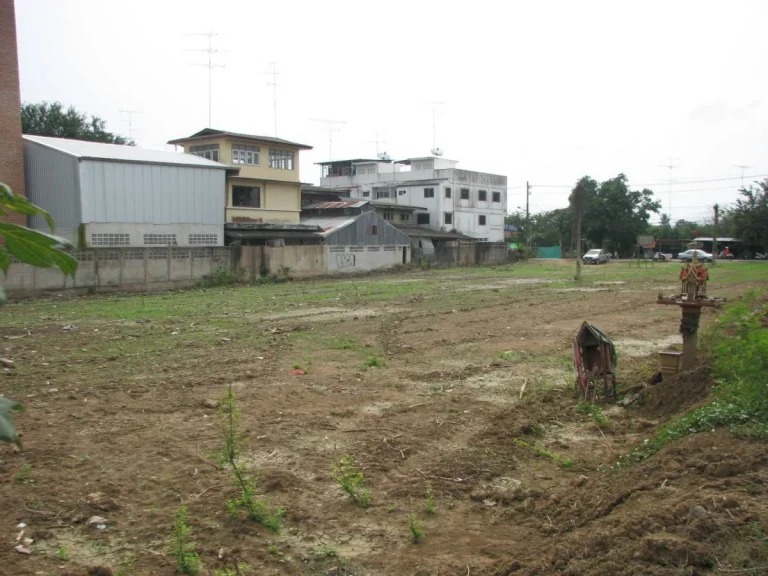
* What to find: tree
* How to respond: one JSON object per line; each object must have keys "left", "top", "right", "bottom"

{"left": 569, "top": 176, "right": 596, "bottom": 281}
{"left": 585, "top": 174, "right": 661, "bottom": 254}
{"left": 21, "top": 101, "right": 133, "bottom": 145}
{"left": 0, "top": 181, "right": 78, "bottom": 447}
{"left": 725, "top": 179, "right": 768, "bottom": 249}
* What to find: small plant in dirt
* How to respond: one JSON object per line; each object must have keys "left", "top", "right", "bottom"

{"left": 425, "top": 487, "right": 437, "bottom": 515}
{"left": 57, "top": 546, "right": 69, "bottom": 561}
{"left": 172, "top": 505, "right": 201, "bottom": 575}
{"left": 220, "top": 385, "right": 285, "bottom": 533}
{"left": 514, "top": 439, "right": 574, "bottom": 468}
{"left": 267, "top": 545, "right": 281, "bottom": 556}
{"left": 200, "top": 268, "right": 240, "bottom": 287}
{"left": 361, "top": 356, "right": 386, "bottom": 370}
{"left": 408, "top": 512, "right": 425, "bottom": 542}
{"left": 214, "top": 563, "right": 250, "bottom": 576}
{"left": 576, "top": 401, "right": 611, "bottom": 425}
{"left": 312, "top": 545, "right": 337, "bottom": 558}
{"left": 14, "top": 463, "right": 32, "bottom": 483}
{"left": 115, "top": 553, "right": 135, "bottom": 576}
{"left": 333, "top": 454, "right": 371, "bottom": 507}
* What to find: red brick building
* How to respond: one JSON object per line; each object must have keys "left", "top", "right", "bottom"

{"left": 0, "top": 0, "right": 26, "bottom": 225}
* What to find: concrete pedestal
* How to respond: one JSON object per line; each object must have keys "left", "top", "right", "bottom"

{"left": 681, "top": 306, "right": 702, "bottom": 370}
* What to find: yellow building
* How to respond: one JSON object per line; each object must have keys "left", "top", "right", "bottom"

{"left": 168, "top": 129, "right": 312, "bottom": 226}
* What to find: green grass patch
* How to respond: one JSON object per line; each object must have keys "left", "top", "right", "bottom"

{"left": 514, "top": 438, "right": 574, "bottom": 468}
{"left": 576, "top": 401, "right": 611, "bottom": 425}
{"left": 615, "top": 292, "right": 768, "bottom": 468}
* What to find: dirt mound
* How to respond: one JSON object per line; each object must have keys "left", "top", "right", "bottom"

{"left": 635, "top": 362, "right": 714, "bottom": 417}
{"left": 484, "top": 430, "right": 768, "bottom": 575}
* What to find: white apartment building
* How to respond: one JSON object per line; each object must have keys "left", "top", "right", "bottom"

{"left": 318, "top": 156, "right": 507, "bottom": 242}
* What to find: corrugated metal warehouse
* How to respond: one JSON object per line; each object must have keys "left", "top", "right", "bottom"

{"left": 23, "top": 135, "right": 228, "bottom": 247}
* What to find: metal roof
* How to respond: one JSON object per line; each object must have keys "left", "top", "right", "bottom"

{"left": 300, "top": 215, "right": 358, "bottom": 236}
{"left": 301, "top": 184, "right": 352, "bottom": 195}
{"left": 24, "top": 135, "right": 228, "bottom": 169}
{"left": 394, "top": 157, "right": 457, "bottom": 165}
{"left": 315, "top": 158, "right": 392, "bottom": 166}
{"left": 393, "top": 225, "right": 475, "bottom": 240}
{"left": 304, "top": 200, "right": 369, "bottom": 210}
{"left": 168, "top": 128, "right": 312, "bottom": 150}
{"left": 370, "top": 200, "right": 429, "bottom": 211}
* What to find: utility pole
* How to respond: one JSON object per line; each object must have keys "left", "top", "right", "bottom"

{"left": 186, "top": 32, "right": 225, "bottom": 127}
{"left": 526, "top": 181, "right": 531, "bottom": 248}
{"left": 431, "top": 101, "right": 444, "bottom": 152}
{"left": 712, "top": 204, "right": 719, "bottom": 265}
{"left": 310, "top": 118, "right": 346, "bottom": 161}
{"left": 118, "top": 109, "right": 142, "bottom": 142}
{"left": 659, "top": 157, "right": 679, "bottom": 222}
{"left": 368, "top": 132, "right": 387, "bottom": 157}
{"left": 266, "top": 62, "right": 279, "bottom": 136}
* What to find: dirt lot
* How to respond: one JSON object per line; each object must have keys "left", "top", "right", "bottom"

{"left": 1, "top": 261, "right": 767, "bottom": 576}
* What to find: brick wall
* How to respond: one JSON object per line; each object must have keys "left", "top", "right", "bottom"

{"left": 0, "top": 0, "right": 26, "bottom": 225}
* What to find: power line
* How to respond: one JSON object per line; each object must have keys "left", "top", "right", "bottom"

{"left": 529, "top": 173, "right": 768, "bottom": 189}
{"left": 733, "top": 164, "right": 750, "bottom": 188}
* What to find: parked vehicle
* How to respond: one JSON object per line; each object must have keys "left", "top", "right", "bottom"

{"left": 676, "top": 249, "right": 713, "bottom": 263}
{"left": 756, "top": 252, "right": 767, "bottom": 260}
{"left": 583, "top": 249, "right": 608, "bottom": 264}
{"left": 653, "top": 252, "right": 674, "bottom": 262}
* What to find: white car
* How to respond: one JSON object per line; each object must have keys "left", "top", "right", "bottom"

{"left": 583, "top": 249, "right": 608, "bottom": 264}
{"left": 677, "top": 249, "right": 712, "bottom": 263}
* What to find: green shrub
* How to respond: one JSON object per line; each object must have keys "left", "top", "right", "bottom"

{"left": 172, "top": 506, "right": 201, "bottom": 574}
{"left": 333, "top": 455, "right": 371, "bottom": 507}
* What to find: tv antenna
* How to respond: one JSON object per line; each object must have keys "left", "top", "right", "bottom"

{"left": 368, "top": 132, "right": 388, "bottom": 158}
{"left": 310, "top": 118, "right": 346, "bottom": 161}
{"left": 266, "top": 62, "right": 279, "bottom": 136}
{"left": 186, "top": 31, "right": 225, "bottom": 127}
{"left": 118, "top": 109, "right": 142, "bottom": 142}
{"left": 733, "top": 164, "right": 750, "bottom": 188}
{"left": 431, "top": 100, "right": 444, "bottom": 156}
{"left": 659, "top": 157, "right": 679, "bottom": 221}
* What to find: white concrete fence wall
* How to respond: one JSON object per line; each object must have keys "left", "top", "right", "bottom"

{"left": 326, "top": 245, "right": 410, "bottom": 274}
{"left": 4, "top": 247, "right": 233, "bottom": 295}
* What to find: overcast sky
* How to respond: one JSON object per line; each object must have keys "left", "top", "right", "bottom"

{"left": 15, "top": 0, "right": 768, "bottom": 223}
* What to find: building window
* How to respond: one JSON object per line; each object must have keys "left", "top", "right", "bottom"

{"left": 444, "top": 212, "right": 453, "bottom": 225}
{"left": 269, "top": 148, "right": 294, "bottom": 170}
{"left": 190, "top": 144, "right": 220, "bottom": 162}
{"left": 232, "top": 144, "right": 260, "bottom": 166}
{"left": 478, "top": 189, "right": 487, "bottom": 202}
{"left": 362, "top": 191, "right": 370, "bottom": 197}
{"left": 460, "top": 188, "right": 470, "bottom": 200}
{"left": 370, "top": 225, "right": 378, "bottom": 235}
{"left": 232, "top": 186, "right": 261, "bottom": 208}
{"left": 492, "top": 191, "right": 501, "bottom": 203}
{"left": 445, "top": 187, "right": 452, "bottom": 198}
{"left": 424, "top": 187, "right": 435, "bottom": 198}
{"left": 398, "top": 189, "right": 407, "bottom": 196}
{"left": 383, "top": 212, "right": 394, "bottom": 221}
{"left": 417, "top": 213, "right": 430, "bottom": 225}
{"left": 400, "top": 213, "right": 411, "bottom": 222}
{"left": 91, "top": 233, "right": 130, "bottom": 246}
{"left": 189, "top": 233, "right": 218, "bottom": 245}
{"left": 374, "top": 186, "right": 394, "bottom": 199}
{"left": 479, "top": 215, "right": 487, "bottom": 226}
{"left": 144, "top": 233, "right": 177, "bottom": 246}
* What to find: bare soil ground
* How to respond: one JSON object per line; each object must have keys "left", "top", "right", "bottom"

{"left": 1, "top": 262, "right": 767, "bottom": 576}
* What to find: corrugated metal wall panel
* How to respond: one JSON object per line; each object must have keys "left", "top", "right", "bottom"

{"left": 325, "top": 211, "right": 410, "bottom": 246}
{"left": 79, "top": 160, "right": 225, "bottom": 225}
{"left": 23, "top": 140, "right": 80, "bottom": 241}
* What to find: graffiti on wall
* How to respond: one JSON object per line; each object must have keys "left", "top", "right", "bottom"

{"left": 336, "top": 253, "right": 356, "bottom": 269}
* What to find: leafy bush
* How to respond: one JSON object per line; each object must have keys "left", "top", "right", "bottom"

{"left": 408, "top": 512, "right": 425, "bottom": 542}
